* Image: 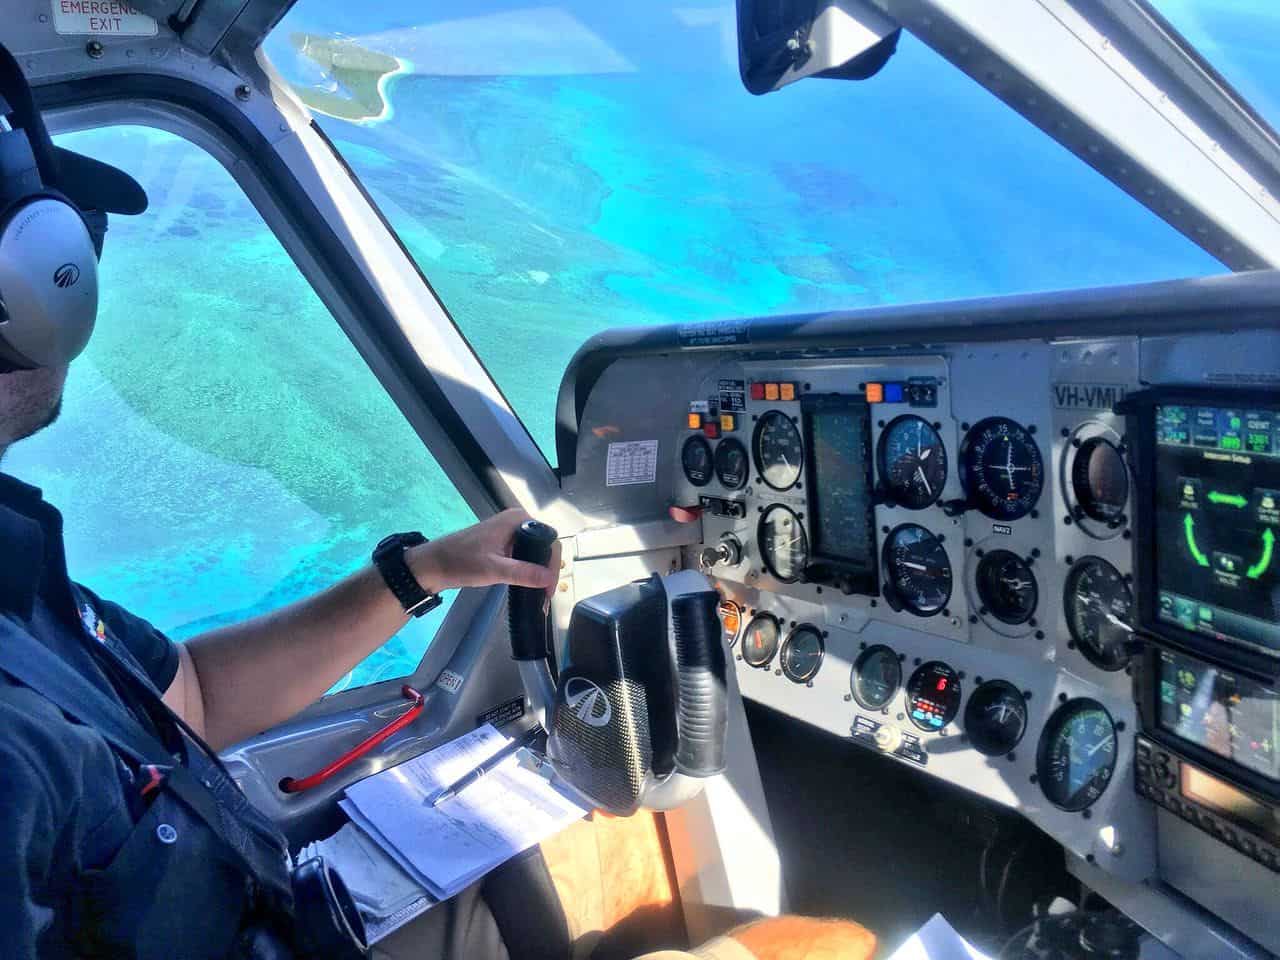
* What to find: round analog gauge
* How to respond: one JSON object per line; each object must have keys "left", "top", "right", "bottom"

{"left": 883, "top": 523, "right": 952, "bottom": 616}
{"left": 852, "top": 645, "right": 902, "bottom": 710}
{"left": 975, "top": 549, "right": 1038, "bottom": 625}
{"left": 1063, "top": 557, "right": 1134, "bottom": 671}
{"left": 964, "top": 680, "right": 1028, "bottom": 756}
{"left": 681, "top": 435, "right": 713, "bottom": 487}
{"left": 741, "top": 613, "right": 780, "bottom": 668}
{"left": 753, "top": 411, "right": 803, "bottom": 491}
{"left": 906, "top": 661, "right": 962, "bottom": 731}
{"left": 1071, "top": 437, "right": 1129, "bottom": 525}
{"left": 878, "top": 415, "right": 948, "bottom": 509}
{"left": 960, "top": 417, "right": 1044, "bottom": 521}
{"left": 714, "top": 438, "right": 749, "bottom": 490}
{"left": 1036, "top": 698, "right": 1117, "bottom": 811}
{"left": 718, "top": 599, "right": 742, "bottom": 647}
{"left": 758, "top": 505, "right": 809, "bottom": 583}
{"left": 780, "top": 626, "right": 825, "bottom": 683}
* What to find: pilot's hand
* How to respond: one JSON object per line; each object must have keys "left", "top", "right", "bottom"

{"left": 408, "top": 509, "right": 561, "bottom": 601}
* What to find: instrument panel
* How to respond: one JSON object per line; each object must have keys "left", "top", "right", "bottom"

{"left": 666, "top": 347, "right": 1156, "bottom": 864}
{"left": 562, "top": 290, "right": 1280, "bottom": 956}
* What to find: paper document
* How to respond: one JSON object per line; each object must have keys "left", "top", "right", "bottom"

{"left": 342, "top": 724, "right": 587, "bottom": 902}
{"left": 297, "top": 823, "right": 435, "bottom": 944}
{"left": 885, "top": 914, "right": 993, "bottom": 960}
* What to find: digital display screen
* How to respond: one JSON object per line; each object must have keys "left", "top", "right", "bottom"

{"left": 1154, "top": 404, "right": 1280, "bottom": 656}
{"left": 1157, "top": 649, "right": 1280, "bottom": 781}
{"left": 1181, "top": 765, "right": 1280, "bottom": 845}
{"left": 806, "top": 397, "right": 875, "bottom": 571}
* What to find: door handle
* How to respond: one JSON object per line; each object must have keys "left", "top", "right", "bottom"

{"left": 280, "top": 685, "right": 425, "bottom": 794}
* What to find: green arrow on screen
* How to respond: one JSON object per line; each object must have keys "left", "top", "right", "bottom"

{"left": 1207, "top": 491, "right": 1248, "bottom": 508}
{"left": 1247, "top": 528, "right": 1275, "bottom": 579}
{"left": 1185, "top": 513, "right": 1211, "bottom": 567}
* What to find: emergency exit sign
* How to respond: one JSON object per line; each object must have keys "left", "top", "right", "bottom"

{"left": 52, "top": 0, "right": 159, "bottom": 37}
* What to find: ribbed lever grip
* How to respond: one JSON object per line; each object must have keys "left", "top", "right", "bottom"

{"left": 508, "top": 519, "right": 558, "bottom": 661}
{"left": 669, "top": 590, "right": 728, "bottom": 777}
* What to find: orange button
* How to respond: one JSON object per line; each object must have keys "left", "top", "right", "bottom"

{"left": 779, "top": 382, "right": 796, "bottom": 401}
{"left": 687, "top": 412, "right": 702, "bottom": 430}
{"left": 719, "top": 414, "right": 735, "bottom": 432}
{"left": 764, "top": 383, "right": 780, "bottom": 401}
{"left": 866, "top": 383, "right": 884, "bottom": 403}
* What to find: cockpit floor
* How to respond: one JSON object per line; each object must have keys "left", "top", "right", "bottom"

{"left": 744, "top": 702, "right": 1070, "bottom": 958}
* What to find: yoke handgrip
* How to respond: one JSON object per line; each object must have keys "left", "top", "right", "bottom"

{"left": 509, "top": 519, "right": 558, "bottom": 661}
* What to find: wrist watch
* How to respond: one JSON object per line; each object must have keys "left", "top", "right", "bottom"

{"left": 373, "top": 532, "right": 443, "bottom": 618}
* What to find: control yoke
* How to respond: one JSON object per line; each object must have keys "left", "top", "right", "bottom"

{"left": 508, "top": 520, "right": 729, "bottom": 815}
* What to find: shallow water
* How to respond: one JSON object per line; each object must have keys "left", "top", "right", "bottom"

{"left": 11, "top": 1, "right": 1269, "bottom": 697}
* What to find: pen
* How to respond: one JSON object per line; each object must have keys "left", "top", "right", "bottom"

{"left": 429, "top": 727, "right": 541, "bottom": 807}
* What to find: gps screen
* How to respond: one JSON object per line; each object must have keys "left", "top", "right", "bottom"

{"left": 806, "top": 397, "right": 875, "bottom": 572}
{"left": 1155, "top": 404, "right": 1280, "bottom": 656}
{"left": 1157, "top": 649, "right": 1279, "bottom": 781}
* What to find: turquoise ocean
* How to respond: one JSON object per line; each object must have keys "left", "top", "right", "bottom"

{"left": 5, "top": 1, "right": 1273, "bottom": 695}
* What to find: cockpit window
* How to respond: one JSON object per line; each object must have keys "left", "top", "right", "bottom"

{"left": 6, "top": 127, "right": 474, "bottom": 695}
{"left": 1153, "top": 1, "right": 1280, "bottom": 130}
{"left": 264, "top": 3, "right": 1222, "bottom": 461}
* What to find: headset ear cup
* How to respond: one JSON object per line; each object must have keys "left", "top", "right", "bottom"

{"left": 0, "top": 196, "right": 98, "bottom": 369}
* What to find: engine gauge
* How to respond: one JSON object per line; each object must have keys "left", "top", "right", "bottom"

{"left": 963, "top": 680, "right": 1028, "bottom": 756}
{"left": 1036, "top": 698, "right": 1117, "bottom": 811}
{"left": 741, "top": 612, "right": 780, "bottom": 668}
{"left": 975, "top": 549, "right": 1038, "bottom": 625}
{"left": 1063, "top": 557, "right": 1134, "bottom": 671}
{"left": 1071, "top": 437, "right": 1129, "bottom": 524}
{"left": 780, "top": 625, "right": 824, "bottom": 683}
{"left": 852, "top": 645, "right": 902, "bottom": 710}
{"left": 758, "top": 505, "right": 809, "bottom": 583}
{"left": 906, "top": 661, "right": 962, "bottom": 731}
{"left": 959, "top": 417, "right": 1044, "bottom": 520}
{"left": 882, "top": 523, "right": 952, "bottom": 616}
{"left": 681, "top": 435, "right": 713, "bottom": 487}
{"left": 753, "top": 411, "right": 803, "bottom": 491}
{"left": 718, "top": 599, "right": 742, "bottom": 647}
{"left": 714, "top": 438, "right": 749, "bottom": 490}
{"left": 878, "top": 415, "right": 948, "bottom": 509}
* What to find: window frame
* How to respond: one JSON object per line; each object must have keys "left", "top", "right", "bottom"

{"left": 33, "top": 78, "right": 563, "bottom": 714}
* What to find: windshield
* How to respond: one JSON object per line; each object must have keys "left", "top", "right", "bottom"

{"left": 1155, "top": 1, "right": 1280, "bottom": 131}
{"left": 264, "top": 3, "right": 1221, "bottom": 461}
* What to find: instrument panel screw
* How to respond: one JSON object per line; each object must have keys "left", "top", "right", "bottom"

{"left": 1123, "top": 530, "right": 1132, "bottom": 540}
{"left": 86, "top": 40, "right": 105, "bottom": 58}
{"left": 1061, "top": 428, "right": 1070, "bottom": 438}
{"left": 1035, "top": 631, "right": 1045, "bottom": 640}
{"left": 1030, "top": 510, "right": 1039, "bottom": 519}
{"left": 1058, "top": 692, "right": 1069, "bottom": 702}
{"left": 1028, "top": 424, "right": 1037, "bottom": 435}
{"left": 1006, "top": 752, "right": 1016, "bottom": 762}
{"left": 964, "top": 538, "right": 974, "bottom": 547}
{"left": 1031, "top": 548, "right": 1041, "bottom": 558}
{"left": 968, "top": 615, "right": 978, "bottom": 624}
{"left": 1116, "top": 721, "right": 1126, "bottom": 732}
{"left": 961, "top": 422, "right": 970, "bottom": 431}
{"left": 844, "top": 694, "right": 852, "bottom": 701}
{"left": 1065, "top": 555, "right": 1074, "bottom": 565}
{"left": 913, "top": 657, "right": 922, "bottom": 665}
{"left": 1082, "top": 809, "right": 1092, "bottom": 820}
{"left": 234, "top": 83, "right": 252, "bottom": 101}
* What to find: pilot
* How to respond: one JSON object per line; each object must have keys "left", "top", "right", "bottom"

{"left": 0, "top": 47, "right": 875, "bottom": 960}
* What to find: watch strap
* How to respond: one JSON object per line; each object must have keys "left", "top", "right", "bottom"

{"left": 373, "top": 532, "right": 442, "bottom": 618}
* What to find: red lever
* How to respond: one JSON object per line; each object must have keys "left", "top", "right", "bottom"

{"left": 279, "top": 685, "right": 425, "bottom": 794}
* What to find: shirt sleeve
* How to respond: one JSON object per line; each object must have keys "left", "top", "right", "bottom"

{"left": 74, "top": 584, "right": 180, "bottom": 694}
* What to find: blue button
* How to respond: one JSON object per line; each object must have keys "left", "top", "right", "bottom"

{"left": 930, "top": 717, "right": 943, "bottom": 727}
{"left": 912, "top": 709, "right": 924, "bottom": 719}
{"left": 884, "top": 382, "right": 904, "bottom": 403}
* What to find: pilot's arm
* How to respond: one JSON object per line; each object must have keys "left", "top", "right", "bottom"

{"left": 161, "top": 509, "right": 560, "bottom": 750}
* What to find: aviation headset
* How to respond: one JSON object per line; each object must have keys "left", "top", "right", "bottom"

{"left": 0, "top": 43, "right": 109, "bottom": 374}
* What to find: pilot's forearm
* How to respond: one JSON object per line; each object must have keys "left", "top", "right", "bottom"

{"left": 181, "top": 561, "right": 415, "bottom": 750}
{"left": 167, "top": 510, "right": 557, "bottom": 751}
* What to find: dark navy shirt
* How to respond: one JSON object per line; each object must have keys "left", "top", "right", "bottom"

{"left": 0, "top": 472, "right": 181, "bottom": 957}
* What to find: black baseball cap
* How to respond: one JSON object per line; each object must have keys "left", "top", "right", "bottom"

{"left": 0, "top": 41, "right": 147, "bottom": 216}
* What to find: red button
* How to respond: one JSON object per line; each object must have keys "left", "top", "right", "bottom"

{"left": 703, "top": 422, "right": 720, "bottom": 439}
{"left": 749, "top": 382, "right": 765, "bottom": 401}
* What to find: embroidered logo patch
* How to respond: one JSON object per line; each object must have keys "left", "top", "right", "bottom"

{"left": 80, "top": 603, "right": 107, "bottom": 643}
